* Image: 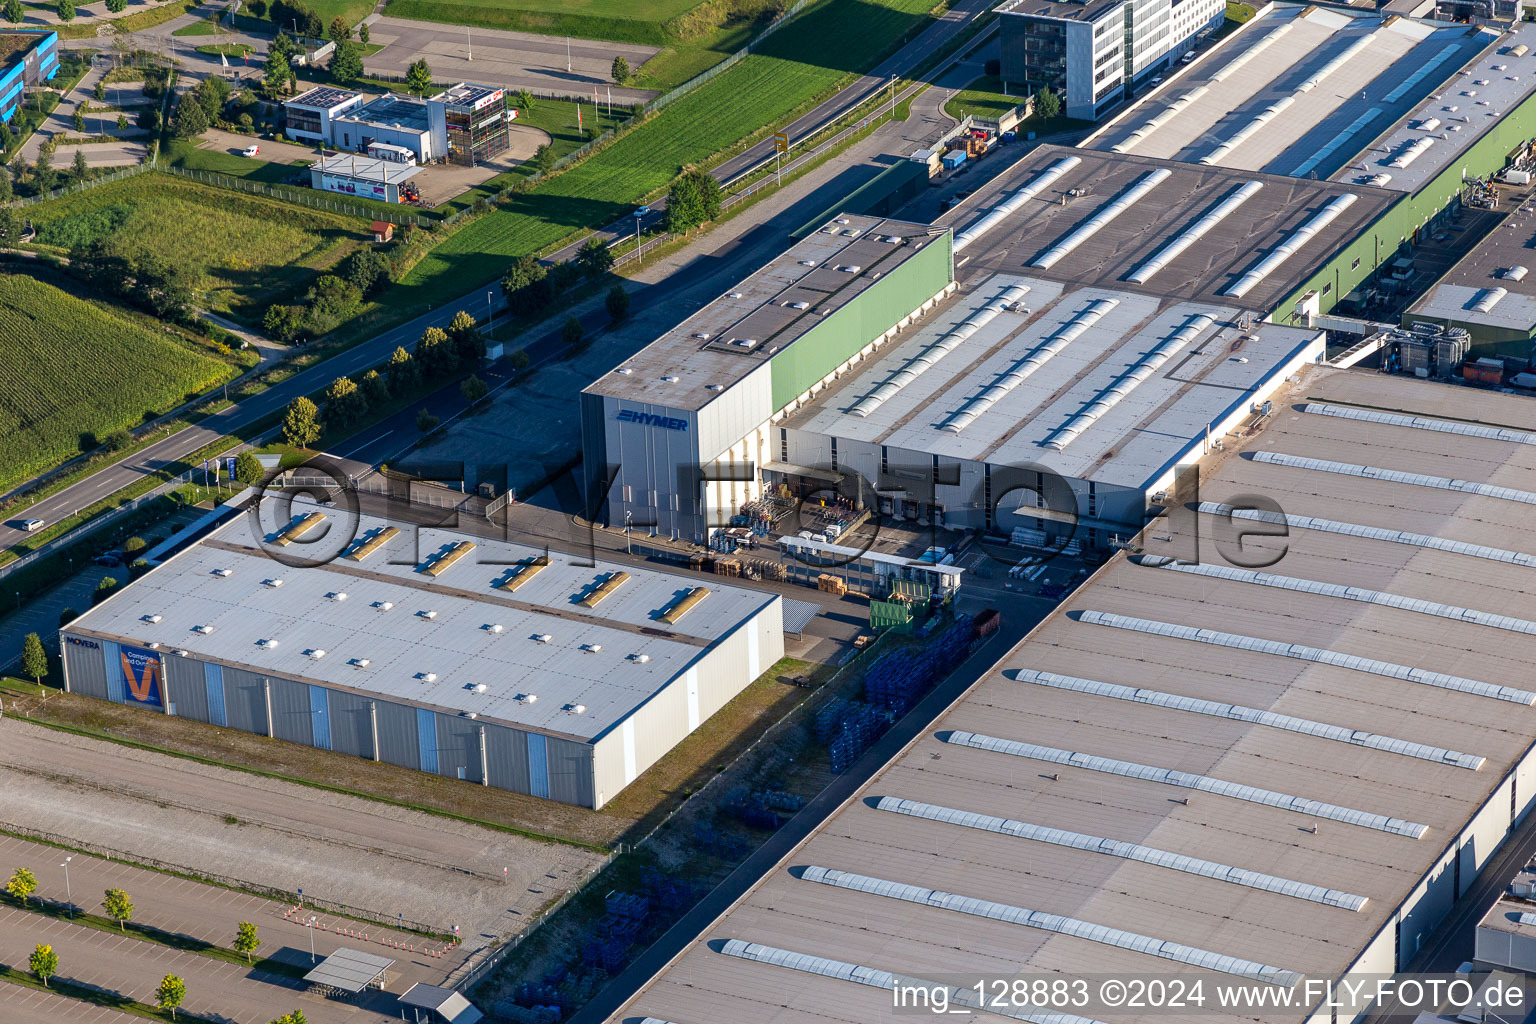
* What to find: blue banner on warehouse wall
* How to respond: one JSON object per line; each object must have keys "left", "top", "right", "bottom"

{"left": 118, "top": 645, "right": 164, "bottom": 709}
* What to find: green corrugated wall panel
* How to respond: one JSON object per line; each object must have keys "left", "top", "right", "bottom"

{"left": 1273, "top": 87, "right": 1536, "bottom": 323}
{"left": 769, "top": 232, "right": 953, "bottom": 411}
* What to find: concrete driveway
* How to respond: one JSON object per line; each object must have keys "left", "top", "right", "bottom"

{"left": 364, "top": 16, "right": 660, "bottom": 104}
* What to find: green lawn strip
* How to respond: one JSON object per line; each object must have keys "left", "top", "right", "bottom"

{"left": 54, "top": 0, "right": 193, "bottom": 38}
{"left": 395, "top": 0, "right": 947, "bottom": 311}
{"left": 170, "top": 16, "right": 220, "bottom": 36}
{"left": 0, "top": 688, "right": 609, "bottom": 855}
{"left": 0, "top": 964, "right": 220, "bottom": 1024}
{"left": 942, "top": 73, "right": 1021, "bottom": 120}
{"left": 193, "top": 42, "right": 254, "bottom": 56}
{"left": 0, "top": 891, "right": 309, "bottom": 980}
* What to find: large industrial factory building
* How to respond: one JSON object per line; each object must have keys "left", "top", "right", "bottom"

{"left": 59, "top": 501, "right": 783, "bottom": 809}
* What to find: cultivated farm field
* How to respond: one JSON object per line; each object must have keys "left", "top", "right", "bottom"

{"left": 0, "top": 272, "right": 237, "bottom": 491}
{"left": 397, "top": 0, "right": 942, "bottom": 306}
{"left": 26, "top": 174, "right": 369, "bottom": 318}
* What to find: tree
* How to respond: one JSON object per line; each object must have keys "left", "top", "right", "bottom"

{"left": 357, "top": 21, "right": 368, "bottom": 43}
{"left": 562, "top": 316, "right": 584, "bottom": 348}
{"left": 33, "top": 148, "right": 54, "bottom": 193}
{"left": 234, "top": 921, "right": 261, "bottom": 964}
{"left": 328, "top": 41, "right": 363, "bottom": 85}
{"left": 2, "top": 0, "right": 21, "bottom": 22}
{"left": 447, "top": 309, "right": 484, "bottom": 366}
{"left": 263, "top": 304, "right": 302, "bottom": 343}
{"left": 234, "top": 452, "right": 264, "bottom": 486}
{"left": 341, "top": 246, "right": 389, "bottom": 296}
{"left": 0, "top": 208, "right": 18, "bottom": 249}
{"left": 359, "top": 368, "right": 389, "bottom": 406}
{"left": 0, "top": 169, "right": 12, "bottom": 202}
{"left": 282, "top": 396, "right": 321, "bottom": 447}
{"left": 29, "top": 943, "right": 57, "bottom": 987}
{"left": 606, "top": 283, "right": 629, "bottom": 322}
{"left": 174, "top": 92, "right": 210, "bottom": 138}
{"left": 386, "top": 345, "right": 419, "bottom": 393}
{"left": 92, "top": 576, "right": 119, "bottom": 606}
{"left": 665, "top": 168, "right": 722, "bottom": 234}
{"left": 576, "top": 236, "right": 614, "bottom": 281}
{"left": 105, "top": 0, "right": 125, "bottom": 11}
{"left": 611, "top": 55, "right": 629, "bottom": 83}
{"left": 507, "top": 349, "right": 530, "bottom": 375}
{"left": 20, "top": 632, "right": 48, "bottom": 684}
{"left": 130, "top": 557, "right": 151, "bottom": 580}
{"left": 415, "top": 409, "right": 439, "bottom": 433}
{"left": 501, "top": 255, "right": 552, "bottom": 317}
{"left": 72, "top": 108, "right": 85, "bottom": 133}
{"left": 415, "top": 325, "right": 454, "bottom": 377}
{"left": 1035, "top": 87, "right": 1061, "bottom": 120}
{"left": 156, "top": 975, "right": 186, "bottom": 1020}
{"left": 460, "top": 374, "right": 488, "bottom": 406}
{"left": 514, "top": 88, "right": 533, "bottom": 113}
{"left": 123, "top": 535, "right": 147, "bottom": 558}
{"left": 324, "top": 375, "right": 366, "bottom": 427}
{"left": 72, "top": 148, "right": 87, "bottom": 181}
{"left": 6, "top": 867, "right": 37, "bottom": 906}
{"left": 263, "top": 32, "right": 298, "bottom": 98}
{"left": 58, "top": 607, "right": 79, "bottom": 628}
{"left": 531, "top": 143, "right": 555, "bottom": 173}
{"left": 56, "top": 0, "right": 74, "bottom": 21}
{"left": 103, "top": 887, "right": 133, "bottom": 931}
{"left": 327, "top": 14, "right": 348, "bottom": 42}
{"left": 269, "top": 1012, "right": 309, "bottom": 1024}
{"left": 117, "top": 113, "right": 128, "bottom": 130}
{"left": 405, "top": 57, "right": 432, "bottom": 97}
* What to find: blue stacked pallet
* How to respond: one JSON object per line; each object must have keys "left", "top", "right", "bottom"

{"left": 514, "top": 982, "right": 562, "bottom": 1011}
{"left": 580, "top": 940, "right": 605, "bottom": 968}
{"left": 601, "top": 940, "right": 628, "bottom": 973}
{"left": 829, "top": 701, "right": 894, "bottom": 773}
{"left": 813, "top": 698, "right": 848, "bottom": 743}
{"left": 606, "top": 892, "right": 650, "bottom": 921}
{"left": 759, "top": 789, "right": 804, "bottom": 812}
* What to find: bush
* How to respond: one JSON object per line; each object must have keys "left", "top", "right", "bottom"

{"left": 562, "top": 316, "right": 584, "bottom": 348}
{"left": 606, "top": 283, "right": 629, "bottom": 322}
{"left": 415, "top": 409, "right": 439, "bottom": 433}
{"left": 92, "top": 576, "right": 120, "bottom": 605}
{"left": 122, "top": 535, "right": 147, "bottom": 557}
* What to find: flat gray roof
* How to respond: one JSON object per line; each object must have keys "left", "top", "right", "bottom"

{"left": 610, "top": 367, "right": 1536, "bottom": 1024}
{"left": 66, "top": 500, "right": 778, "bottom": 742}
{"left": 304, "top": 948, "right": 393, "bottom": 994}
{"left": 340, "top": 94, "right": 432, "bottom": 133}
{"left": 1408, "top": 191, "right": 1536, "bottom": 330}
{"left": 1085, "top": 5, "right": 1499, "bottom": 188}
{"left": 287, "top": 86, "right": 362, "bottom": 112}
{"left": 782, "top": 273, "right": 1324, "bottom": 491}
{"left": 314, "top": 153, "right": 421, "bottom": 184}
{"left": 940, "top": 145, "right": 1394, "bottom": 312}
{"left": 583, "top": 214, "right": 948, "bottom": 411}
{"left": 996, "top": 0, "right": 1121, "bottom": 23}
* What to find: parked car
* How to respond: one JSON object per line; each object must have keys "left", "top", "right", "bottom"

{"left": 242, "top": 144, "right": 260, "bottom": 158}
{"left": 94, "top": 554, "right": 121, "bottom": 567}
{"left": 20, "top": 518, "right": 44, "bottom": 532}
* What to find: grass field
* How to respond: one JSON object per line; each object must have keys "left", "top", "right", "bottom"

{"left": 194, "top": 42, "right": 255, "bottom": 56}
{"left": 0, "top": 272, "right": 237, "bottom": 492}
{"left": 54, "top": 0, "right": 193, "bottom": 38}
{"left": 170, "top": 16, "right": 221, "bottom": 35}
{"left": 25, "top": 173, "right": 369, "bottom": 316}
{"left": 398, "top": 0, "right": 942, "bottom": 307}
{"left": 942, "top": 73, "right": 1022, "bottom": 120}
{"left": 385, "top": 0, "right": 709, "bottom": 46}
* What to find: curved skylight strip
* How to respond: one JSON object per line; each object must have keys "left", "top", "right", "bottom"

{"left": 798, "top": 866, "right": 1305, "bottom": 986}
{"left": 1302, "top": 403, "right": 1536, "bottom": 446}
{"left": 1250, "top": 449, "right": 1536, "bottom": 506}
{"left": 873, "top": 796, "right": 1371, "bottom": 908}
{"left": 1126, "top": 183, "right": 1263, "bottom": 284}
{"left": 1011, "top": 665, "right": 1484, "bottom": 770}
{"left": 1296, "top": 31, "right": 1381, "bottom": 94}
{"left": 1198, "top": 500, "right": 1536, "bottom": 575}
{"left": 954, "top": 157, "right": 1082, "bottom": 253}
{"left": 1292, "top": 109, "right": 1383, "bottom": 177}
{"left": 1079, "top": 607, "right": 1536, "bottom": 706}
{"left": 717, "top": 939, "right": 1108, "bottom": 1024}
{"left": 943, "top": 731, "right": 1430, "bottom": 838}
{"left": 1224, "top": 195, "right": 1358, "bottom": 298}
{"left": 1200, "top": 97, "right": 1295, "bottom": 165}
{"left": 940, "top": 298, "right": 1120, "bottom": 434}
{"left": 1142, "top": 555, "right": 1536, "bottom": 645}
{"left": 1041, "top": 313, "right": 1213, "bottom": 451}
{"left": 1389, "top": 137, "right": 1436, "bottom": 169}
{"left": 1382, "top": 44, "right": 1464, "bottom": 104}
{"left": 1471, "top": 287, "right": 1508, "bottom": 313}
{"left": 848, "top": 283, "right": 1030, "bottom": 418}
{"left": 1112, "top": 87, "right": 1210, "bottom": 153}
{"left": 1033, "top": 170, "right": 1172, "bottom": 268}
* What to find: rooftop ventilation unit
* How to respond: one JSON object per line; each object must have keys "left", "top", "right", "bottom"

{"left": 373, "top": 600, "right": 394, "bottom": 612}
{"left": 836, "top": 265, "right": 861, "bottom": 273}
{"left": 784, "top": 301, "right": 809, "bottom": 310}
{"left": 141, "top": 614, "right": 163, "bottom": 624}
{"left": 629, "top": 653, "right": 650, "bottom": 664}
{"left": 692, "top": 332, "right": 711, "bottom": 339}
{"left": 345, "top": 526, "right": 399, "bottom": 562}
{"left": 1126, "top": 183, "right": 1263, "bottom": 283}
{"left": 418, "top": 609, "right": 438, "bottom": 620}
{"left": 473, "top": 682, "right": 487, "bottom": 693}
{"left": 257, "top": 638, "right": 279, "bottom": 649}
{"left": 174, "top": 649, "right": 189, "bottom": 657}
{"left": 1032, "top": 169, "right": 1170, "bottom": 269}
{"left": 193, "top": 624, "right": 215, "bottom": 635}
{"left": 849, "top": 283, "right": 1031, "bottom": 418}
{"left": 953, "top": 156, "right": 1082, "bottom": 253}
{"left": 564, "top": 703, "right": 587, "bottom": 714}
{"left": 262, "top": 578, "right": 285, "bottom": 588}
{"left": 306, "top": 649, "right": 326, "bottom": 660}
{"left": 615, "top": 367, "right": 634, "bottom": 375}
{"left": 211, "top": 568, "right": 233, "bottom": 578}
{"left": 327, "top": 591, "right": 347, "bottom": 602}
{"left": 798, "top": 259, "right": 817, "bottom": 267}
{"left": 533, "top": 633, "right": 553, "bottom": 644}
{"left": 1223, "top": 194, "right": 1358, "bottom": 299}
{"left": 350, "top": 658, "right": 370, "bottom": 668}
{"left": 579, "top": 571, "right": 630, "bottom": 608}
{"left": 416, "top": 671, "right": 437, "bottom": 682}
{"left": 730, "top": 338, "right": 759, "bottom": 349}
{"left": 726, "top": 291, "right": 743, "bottom": 298}
{"left": 581, "top": 643, "right": 603, "bottom": 653}
{"left": 661, "top": 375, "right": 680, "bottom": 383}
{"left": 516, "top": 693, "right": 538, "bottom": 703}
{"left": 145, "top": 641, "right": 160, "bottom": 649}
{"left": 485, "top": 623, "right": 504, "bottom": 634}
{"left": 706, "top": 383, "right": 724, "bottom": 391}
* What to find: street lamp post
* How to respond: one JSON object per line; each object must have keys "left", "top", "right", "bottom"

{"left": 467, "top": 26, "right": 472, "bottom": 61}
{"left": 59, "top": 857, "right": 72, "bottom": 918}
{"left": 625, "top": 510, "right": 632, "bottom": 553}
{"left": 634, "top": 211, "right": 643, "bottom": 268}
{"left": 307, "top": 915, "right": 318, "bottom": 962}
{"left": 486, "top": 290, "right": 494, "bottom": 334}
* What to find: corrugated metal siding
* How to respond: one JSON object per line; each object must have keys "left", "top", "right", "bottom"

{"left": 592, "top": 731, "right": 629, "bottom": 811}
{"left": 204, "top": 664, "right": 227, "bottom": 726}
{"left": 527, "top": 732, "right": 549, "bottom": 798}
{"left": 103, "top": 640, "right": 125, "bottom": 703}
{"left": 268, "top": 676, "right": 313, "bottom": 746}
{"left": 63, "top": 638, "right": 108, "bottom": 699}
{"left": 484, "top": 724, "right": 531, "bottom": 794}
{"left": 166, "top": 654, "right": 209, "bottom": 723}
{"left": 374, "top": 699, "right": 419, "bottom": 770}
{"left": 310, "top": 685, "right": 331, "bottom": 750}
{"left": 222, "top": 666, "right": 269, "bottom": 735}
{"left": 546, "top": 736, "right": 593, "bottom": 807}
{"left": 327, "top": 689, "right": 375, "bottom": 759}
{"left": 435, "top": 714, "right": 482, "bottom": 782}
{"left": 416, "top": 708, "right": 438, "bottom": 774}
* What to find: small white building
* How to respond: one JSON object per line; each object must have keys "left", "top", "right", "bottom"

{"left": 283, "top": 85, "right": 364, "bottom": 146}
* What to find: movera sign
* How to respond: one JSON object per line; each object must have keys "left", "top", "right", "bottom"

{"left": 119, "top": 645, "right": 164, "bottom": 709}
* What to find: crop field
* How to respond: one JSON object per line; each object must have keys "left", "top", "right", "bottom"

{"left": 398, "top": 0, "right": 941, "bottom": 306}
{"left": 0, "top": 272, "right": 236, "bottom": 491}
{"left": 26, "top": 174, "right": 368, "bottom": 316}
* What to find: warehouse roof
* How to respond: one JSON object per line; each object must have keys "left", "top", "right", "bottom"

{"left": 782, "top": 273, "right": 1324, "bottom": 493}
{"left": 610, "top": 367, "right": 1536, "bottom": 1024}
{"left": 1407, "top": 193, "right": 1536, "bottom": 331}
{"left": 66, "top": 500, "right": 779, "bottom": 742}
{"left": 1084, "top": 5, "right": 1497, "bottom": 188}
{"left": 940, "top": 145, "right": 1393, "bottom": 312}
{"left": 583, "top": 215, "right": 949, "bottom": 410}
{"left": 339, "top": 94, "right": 432, "bottom": 132}
{"left": 286, "top": 85, "right": 362, "bottom": 111}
